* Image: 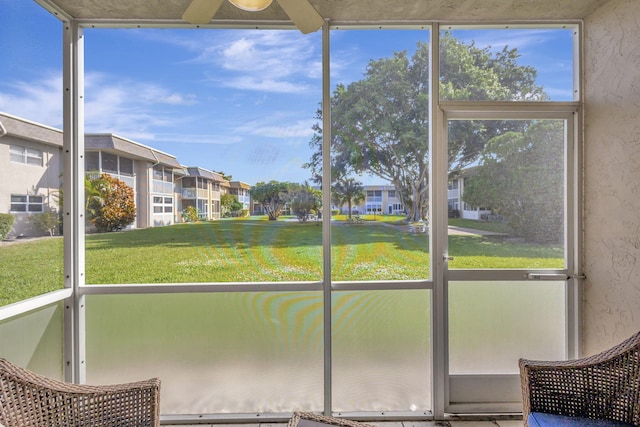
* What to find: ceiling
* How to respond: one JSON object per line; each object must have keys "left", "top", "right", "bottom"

{"left": 36, "top": 0, "right": 611, "bottom": 27}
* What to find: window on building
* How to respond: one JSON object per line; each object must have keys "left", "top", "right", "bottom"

{"left": 153, "top": 196, "right": 173, "bottom": 214}
{"left": 10, "top": 145, "right": 43, "bottom": 166}
{"left": 86, "top": 151, "right": 100, "bottom": 171}
{"left": 10, "top": 195, "right": 44, "bottom": 212}
{"left": 152, "top": 166, "right": 174, "bottom": 194}
{"left": 102, "top": 152, "right": 118, "bottom": 173}
{"left": 120, "top": 157, "right": 134, "bottom": 176}
{"left": 366, "top": 190, "right": 382, "bottom": 202}
{"left": 153, "top": 166, "right": 164, "bottom": 181}
{"left": 153, "top": 166, "right": 174, "bottom": 182}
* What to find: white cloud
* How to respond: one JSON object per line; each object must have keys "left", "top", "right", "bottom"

{"left": 222, "top": 76, "right": 309, "bottom": 93}
{"left": 0, "top": 69, "right": 201, "bottom": 141}
{"left": 82, "top": 72, "right": 199, "bottom": 139}
{"left": 152, "top": 132, "right": 242, "bottom": 145}
{"left": 456, "top": 29, "right": 554, "bottom": 52}
{"left": 0, "top": 72, "right": 63, "bottom": 128}
{"left": 186, "top": 30, "right": 321, "bottom": 93}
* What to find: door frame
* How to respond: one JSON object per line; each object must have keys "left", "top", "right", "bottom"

{"left": 432, "top": 103, "right": 582, "bottom": 415}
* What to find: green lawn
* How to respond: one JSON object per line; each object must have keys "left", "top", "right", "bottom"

{"left": 448, "top": 217, "right": 513, "bottom": 234}
{"left": 0, "top": 218, "right": 563, "bottom": 306}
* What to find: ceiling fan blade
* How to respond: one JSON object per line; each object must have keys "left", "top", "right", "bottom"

{"left": 182, "top": 0, "right": 225, "bottom": 24}
{"left": 275, "top": 0, "right": 323, "bottom": 34}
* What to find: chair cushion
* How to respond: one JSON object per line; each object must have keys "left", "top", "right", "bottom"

{"left": 529, "top": 412, "right": 636, "bottom": 427}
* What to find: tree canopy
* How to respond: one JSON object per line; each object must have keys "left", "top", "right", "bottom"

{"left": 221, "top": 193, "right": 243, "bottom": 217}
{"left": 250, "top": 181, "right": 290, "bottom": 221}
{"left": 462, "top": 120, "right": 564, "bottom": 243}
{"left": 305, "top": 32, "right": 546, "bottom": 222}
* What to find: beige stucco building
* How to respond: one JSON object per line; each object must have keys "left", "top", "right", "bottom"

{"left": 0, "top": 113, "right": 63, "bottom": 238}
{"left": 180, "top": 166, "right": 225, "bottom": 220}
{"left": 0, "top": 113, "right": 193, "bottom": 236}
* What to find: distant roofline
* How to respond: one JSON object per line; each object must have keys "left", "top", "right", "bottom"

{"left": 229, "top": 181, "right": 251, "bottom": 189}
{"left": 182, "top": 165, "right": 226, "bottom": 181}
{"left": 0, "top": 111, "right": 62, "bottom": 135}
{"left": 86, "top": 133, "right": 177, "bottom": 160}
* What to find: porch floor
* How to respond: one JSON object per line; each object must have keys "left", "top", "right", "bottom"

{"left": 166, "top": 419, "right": 524, "bottom": 427}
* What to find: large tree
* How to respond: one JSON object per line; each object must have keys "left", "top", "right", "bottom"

{"left": 332, "top": 177, "right": 365, "bottom": 219}
{"left": 250, "top": 181, "right": 290, "bottom": 221}
{"left": 462, "top": 121, "right": 564, "bottom": 243}
{"left": 305, "top": 32, "right": 546, "bottom": 222}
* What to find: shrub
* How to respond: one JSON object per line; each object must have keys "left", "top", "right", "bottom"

{"left": 87, "top": 174, "right": 136, "bottom": 232}
{"left": 182, "top": 206, "right": 199, "bottom": 222}
{"left": 30, "top": 211, "right": 61, "bottom": 236}
{"left": 0, "top": 214, "right": 14, "bottom": 240}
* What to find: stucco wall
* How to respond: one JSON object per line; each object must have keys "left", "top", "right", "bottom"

{"left": 0, "top": 135, "right": 63, "bottom": 238}
{"left": 584, "top": 0, "right": 640, "bottom": 354}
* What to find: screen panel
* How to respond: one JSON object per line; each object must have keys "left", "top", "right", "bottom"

{"left": 449, "top": 280, "right": 566, "bottom": 375}
{"left": 332, "top": 290, "right": 431, "bottom": 413}
{"left": 85, "top": 292, "right": 324, "bottom": 414}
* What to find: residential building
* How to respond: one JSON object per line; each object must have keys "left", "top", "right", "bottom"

{"left": 346, "top": 185, "right": 405, "bottom": 216}
{"left": 228, "top": 181, "right": 252, "bottom": 213}
{"left": 85, "top": 134, "right": 184, "bottom": 229}
{"left": 180, "top": 167, "right": 225, "bottom": 220}
{"left": 0, "top": 114, "right": 193, "bottom": 237}
{"left": 0, "top": 113, "right": 63, "bottom": 238}
{"left": 251, "top": 198, "right": 264, "bottom": 215}
{"left": 448, "top": 168, "right": 492, "bottom": 220}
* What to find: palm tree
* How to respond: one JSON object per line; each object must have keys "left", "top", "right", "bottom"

{"left": 332, "top": 177, "right": 365, "bottom": 219}
{"left": 84, "top": 173, "right": 106, "bottom": 221}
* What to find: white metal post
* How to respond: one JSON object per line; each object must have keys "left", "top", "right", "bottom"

{"left": 321, "top": 19, "right": 333, "bottom": 416}
{"left": 429, "top": 24, "right": 449, "bottom": 420}
{"left": 62, "top": 19, "right": 86, "bottom": 384}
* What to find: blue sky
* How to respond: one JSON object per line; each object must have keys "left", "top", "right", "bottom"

{"left": 0, "top": 1, "right": 574, "bottom": 186}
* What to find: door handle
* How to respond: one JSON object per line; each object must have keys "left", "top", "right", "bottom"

{"left": 525, "top": 273, "right": 586, "bottom": 280}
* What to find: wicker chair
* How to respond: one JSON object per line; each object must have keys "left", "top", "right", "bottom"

{"left": 519, "top": 331, "right": 640, "bottom": 427}
{"left": 0, "top": 358, "right": 160, "bottom": 427}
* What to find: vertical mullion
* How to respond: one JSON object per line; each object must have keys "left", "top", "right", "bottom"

{"left": 62, "top": 19, "right": 86, "bottom": 384}
{"left": 62, "top": 18, "right": 75, "bottom": 384}
{"left": 429, "top": 25, "right": 448, "bottom": 419}
{"left": 321, "top": 19, "right": 333, "bottom": 416}
{"left": 568, "top": 22, "right": 584, "bottom": 359}
{"left": 567, "top": 108, "right": 583, "bottom": 359}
